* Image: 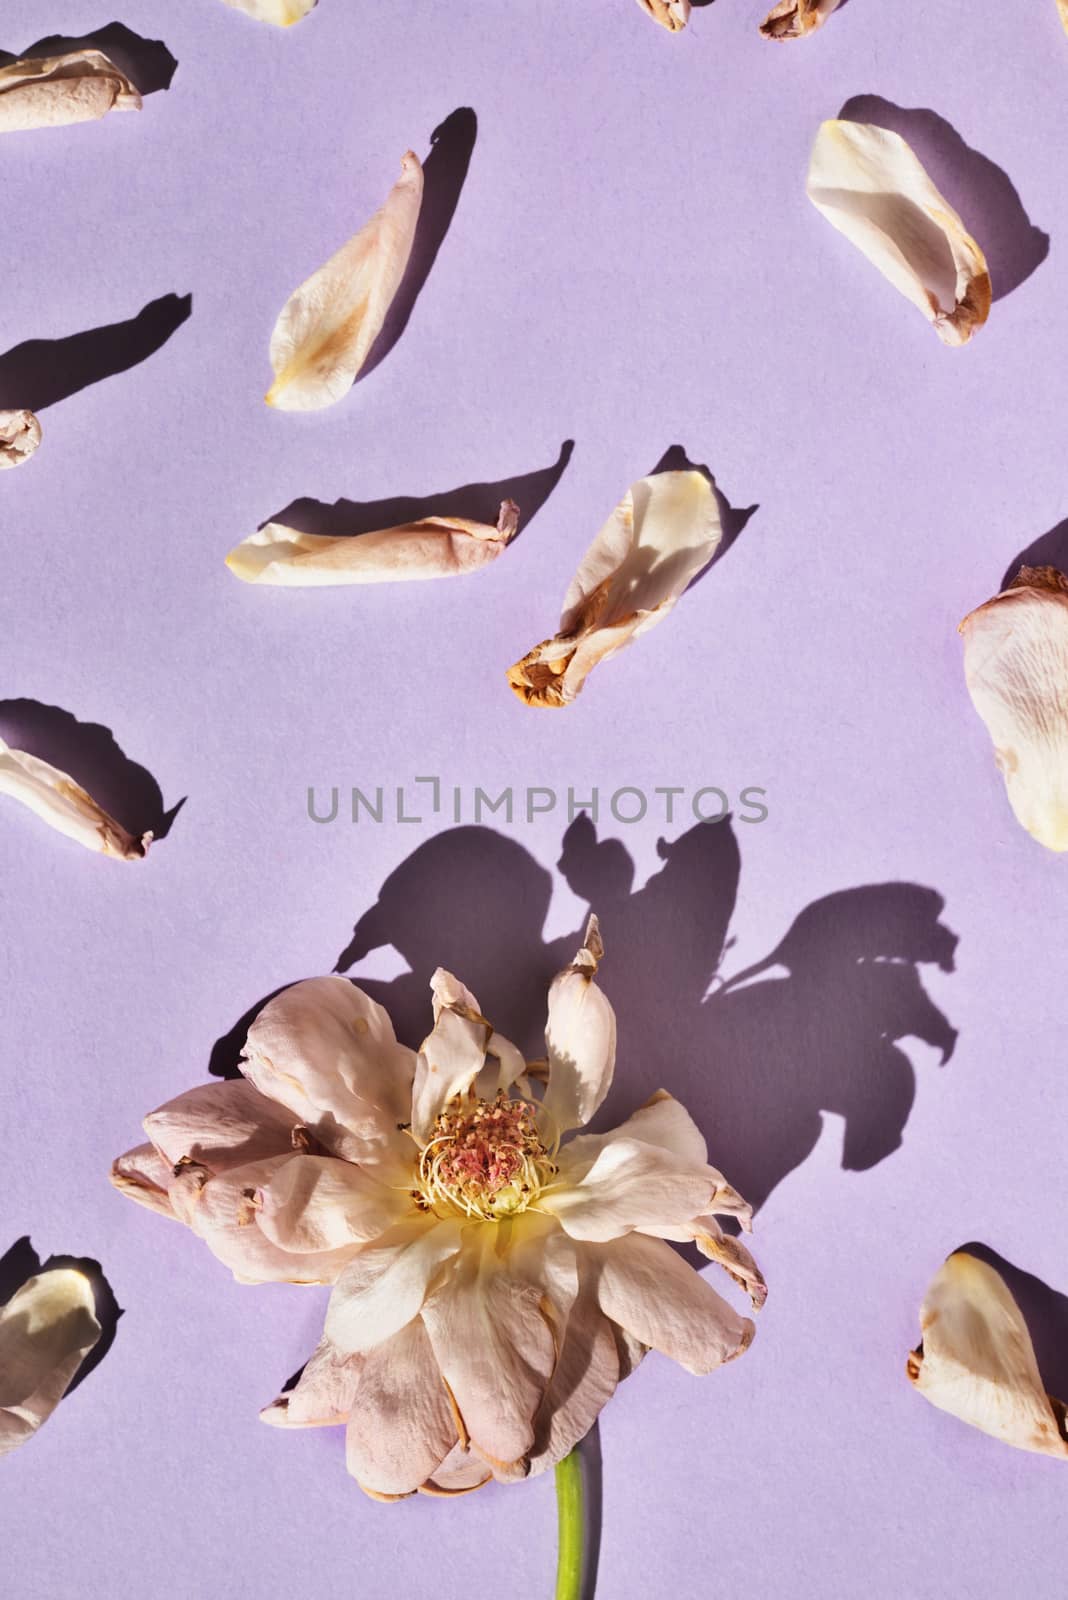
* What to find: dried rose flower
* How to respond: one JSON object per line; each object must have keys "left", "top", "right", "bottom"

{"left": 760, "top": 0, "right": 840, "bottom": 39}
{"left": 0, "top": 50, "right": 140, "bottom": 134}
{"left": 226, "top": 501, "right": 519, "bottom": 586}
{"left": 0, "top": 410, "right": 42, "bottom": 471}
{"left": 266, "top": 151, "right": 423, "bottom": 411}
{"left": 908, "top": 1252, "right": 1068, "bottom": 1458}
{"left": 635, "top": 0, "right": 692, "bottom": 30}
{"left": 222, "top": 0, "right": 318, "bottom": 22}
{"left": 508, "top": 469, "right": 721, "bottom": 709}
{"left": 807, "top": 119, "right": 991, "bottom": 346}
{"left": 112, "top": 918, "right": 763, "bottom": 1498}
{"left": 0, "top": 737, "right": 151, "bottom": 859}
{"left": 0, "top": 1270, "right": 101, "bottom": 1457}
{"left": 960, "top": 566, "right": 1068, "bottom": 852}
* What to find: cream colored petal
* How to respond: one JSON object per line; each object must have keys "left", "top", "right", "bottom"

{"left": 410, "top": 969, "right": 493, "bottom": 1144}
{"left": 419, "top": 1439, "right": 494, "bottom": 1496}
{"left": 222, "top": 0, "right": 318, "bottom": 24}
{"left": 182, "top": 1154, "right": 362, "bottom": 1284}
{"left": 0, "top": 409, "right": 42, "bottom": 469}
{"left": 508, "top": 470, "right": 721, "bottom": 707}
{"left": 541, "top": 916, "right": 617, "bottom": 1137}
{"left": 635, "top": 0, "right": 691, "bottom": 29}
{"left": 560, "top": 1089, "right": 709, "bottom": 1175}
{"left": 0, "top": 1270, "right": 100, "bottom": 1456}
{"left": 261, "top": 1336, "right": 362, "bottom": 1429}
{"left": 806, "top": 120, "right": 991, "bottom": 346}
{"left": 595, "top": 1231, "right": 755, "bottom": 1375}
{"left": 226, "top": 500, "right": 518, "bottom": 586}
{"left": 266, "top": 150, "right": 423, "bottom": 411}
{"left": 760, "top": 0, "right": 840, "bottom": 39}
{"left": 325, "top": 1219, "right": 464, "bottom": 1354}
{"left": 143, "top": 1079, "right": 300, "bottom": 1171}
{"left": 960, "top": 567, "right": 1068, "bottom": 851}
{"left": 678, "top": 1215, "right": 767, "bottom": 1310}
{"left": 109, "top": 1142, "right": 178, "bottom": 1219}
{"left": 0, "top": 51, "right": 141, "bottom": 134}
{"left": 345, "top": 1318, "right": 456, "bottom": 1496}
{"left": 255, "top": 1154, "right": 412, "bottom": 1252}
{"left": 0, "top": 738, "right": 150, "bottom": 859}
{"left": 545, "top": 1137, "right": 722, "bottom": 1243}
{"left": 907, "top": 1252, "right": 1068, "bottom": 1457}
{"left": 1060, "top": 0, "right": 1068, "bottom": 36}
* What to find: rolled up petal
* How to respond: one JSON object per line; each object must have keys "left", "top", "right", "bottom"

{"left": 226, "top": 501, "right": 518, "bottom": 586}
{"left": 760, "top": 0, "right": 840, "bottom": 38}
{"left": 681, "top": 1217, "right": 767, "bottom": 1310}
{"left": 0, "top": 409, "right": 42, "bottom": 470}
{"left": 223, "top": 0, "right": 318, "bottom": 24}
{"left": 541, "top": 916, "right": 616, "bottom": 1137}
{"left": 635, "top": 0, "right": 691, "bottom": 29}
{"left": 325, "top": 1220, "right": 464, "bottom": 1355}
{"left": 346, "top": 1318, "right": 456, "bottom": 1496}
{"left": 807, "top": 120, "right": 991, "bottom": 347}
{"left": 0, "top": 50, "right": 141, "bottom": 134}
{"left": 410, "top": 970, "right": 493, "bottom": 1143}
{"left": 907, "top": 1252, "right": 1068, "bottom": 1457}
{"left": 261, "top": 1336, "right": 362, "bottom": 1429}
{"left": 595, "top": 1231, "right": 755, "bottom": 1375}
{"left": 960, "top": 567, "right": 1068, "bottom": 851}
{"left": 0, "top": 1270, "right": 101, "bottom": 1457}
{"left": 507, "top": 470, "right": 721, "bottom": 707}
{"left": 266, "top": 150, "right": 423, "bottom": 411}
{"left": 545, "top": 1137, "right": 722, "bottom": 1243}
{"left": 0, "top": 737, "right": 150, "bottom": 859}
{"left": 110, "top": 1142, "right": 178, "bottom": 1219}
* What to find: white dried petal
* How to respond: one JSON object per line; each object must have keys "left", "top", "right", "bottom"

{"left": 0, "top": 50, "right": 141, "bottom": 134}
{"left": 267, "top": 151, "right": 423, "bottom": 411}
{"left": 0, "top": 1270, "right": 101, "bottom": 1457}
{"left": 227, "top": 501, "right": 518, "bottom": 586}
{"left": 0, "top": 410, "right": 42, "bottom": 470}
{"left": 806, "top": 119, "right": 991, "bottom": 346}
{"left": 507, "top": 469, "right": 721, "bottom": 708}
{"left": 908, "top": 1252, "right": 1068, "bottom": 1458}
{"left": 635, "top": 0, "right": 691, "bottom": 30}
{"left": 0, "top": 737, "right": 151, "bottom": 859}
{"left": 222, "top": 0, "right": 318, "bottom": 22}
{"left": 760, "top": 0, "right": 840, "bottom": 39}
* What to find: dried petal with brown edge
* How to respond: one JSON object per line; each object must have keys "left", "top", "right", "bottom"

{"left": 0, "top": 410, "right": 42, "bottom": 470}
{"left": 760, "top": 0, "right": 840, "bottom": 40}
{"left": 0, "top": 737, "right": 151, "bottom": 859}
{"left": 0, "top": 50, "right": 140, "bottom": 134}
{"left": 635, "top": 0, "right": 692, "bottom": 30}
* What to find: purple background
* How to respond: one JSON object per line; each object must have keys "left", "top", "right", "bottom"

{"left": 3, "top": 1, "right": 1068, "bottom": 1595}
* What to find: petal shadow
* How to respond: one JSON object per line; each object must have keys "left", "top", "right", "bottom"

{"left": 0, "top": 22, "right": 178, "bottom": 93}
{"left": 0, "top": 293, "right": 192, "bottom": 413}
{"left": 650, "top": 442, "right": 759, "bottom": 584}
{"left": 957, "top": 1243, "right": 1068, "bottom": 1405}
{"left": 1000, "top": 516, "right": 1068, "bottom": 592}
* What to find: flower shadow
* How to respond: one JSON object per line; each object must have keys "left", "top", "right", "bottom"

{"left": 0, "top": 1235, "right": 122, "bottom": 1397}
{"left": 1000, "top": 516, "right": 1068, "bottom": 592}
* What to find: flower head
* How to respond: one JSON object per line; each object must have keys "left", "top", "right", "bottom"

{"left": 112, "top": 918, "right": 764, "bottom": 1498}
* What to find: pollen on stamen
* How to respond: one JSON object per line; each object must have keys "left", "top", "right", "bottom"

{"left": 415, "top": 1091, "right": 557, "bottom": 1222}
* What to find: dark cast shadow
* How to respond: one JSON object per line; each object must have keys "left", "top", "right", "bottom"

{"left": 0, "top": 1236, "right": 122, "bottom": 1397}
{"left": 0, "top": 23, "right": 177, "bottom": 94}
{"left": 0, "top": 294, "right": 192, "bottom": 415}
{"left": 838, "top": 95, "right": 1048, "bottom": 302}
{"left": 1000, "top": 516, "right": 1068, "bottom": 592}
{"left": 0, "top": 699, "right": 184, "bottom": 843}
{"left": 359, "top": 107, "right": 477, "bottom": 382}
{"left": 651, "top": 443, "right": 759, "bottom": 583}
{"left": 264, "top": 438, "right": 574, "bottom": 545}
{"left": 953, "top": 1244, "right": 1068, "bottom": 1407}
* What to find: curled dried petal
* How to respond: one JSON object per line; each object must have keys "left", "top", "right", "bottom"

{"left": 226, "top": 501, "right": 518, "bottom": 586}
{"left": 760, "top": 0, "right": 840, "bottom": 38}
{"left": 266, "top": 151, "right": 423, "bottom": 411}
{"left": 0, "top": 409, "right": 42, "bottom": 470}
{"left": 908, "top": 1252, "right": 1068, "bottom": 1457}
{"left": 807, "top": 119, "right": 991, "bottom": 346}
{"left": 0, "top": 51, "right": 140, "bottom": 134}
{"left": 0, "top": 1270, "right": 101, "bottom": 1456}
{"left": 635, "top": 0, "right": 691, "bottom": 30}
{"left": 0, "top": 738, "right": 151, "bottom": 859}
{"left": 222, "top": 0, "right": 318, "bottom": 22}
{"left": 508, "top": 470, "right": 721, "bottom": 708}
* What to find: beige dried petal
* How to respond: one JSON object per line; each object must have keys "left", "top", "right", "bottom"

{"left": 908, "top": 1252, "right": 1068, "bottom": 1458}
{"left": 0, "top": 409, "right": 42, "bottom": 470}
{"left": 760, "top": 0, "right": 840, "bottom": 39}
{"left": 507, "top": 469, "right": 721, "bottom": 708}
{"left": 226, "top": 500, "right": 518, "bottom": 586}
{"left": 959, "top": 566, "right": 1068, "bottom": 851}
{"left": 0, "top": 50, "right": 141, "bottom": 134}
{"left": 266, "top": 151, "right": 423, "bottom": 411}
{"left": 1060, "top": 0, "right": 1068, "bottom": 36}
{"left": 806, "top": 119, "right": 991, "bottom": 346}
{"left": 635, "top": 0, "right": 691, "bottom": 30}
{"left": 222, "top": 0, "right": 318, "bottom": 23}
{"left": 0, "top": 1270, "right": 101, "bottom": 1456}
{"left": 0, "top": 737, "right": 151, "bottom": 859}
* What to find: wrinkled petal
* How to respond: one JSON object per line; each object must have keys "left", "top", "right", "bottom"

{"left": 325, "top": 1220, "right": 464, "bottom": 1355}
{"left": 960, "top": 566, "right": 1068, "bottom": 851}
{"left": 651, "top": 1215, "right": 767, "bottom": 1311}
{"left": 807, "top": 119, "right": 991, "bottom": 346}
{"left": 545, "top": 1137, "right": 723, "bottom": 1243}
{"left": 346, "top": 1318, "right": 456, "bottom": 1496}
{"left": 410, "top": 970, "right": 493, "bottom": 1143}
{"left": 508, "top": 470, "right": 721, "bottom": 707}
{"left": 0, "top": 737, "right": 150, "bottom": 859}
{"left": 256, "top": 1154, "right": 412, "bottom": 1252}
{"left": 227, "top": 501, "right": 518, "bottom": 586}
{"left": 109, "top": 1142, "right": 177, "bottom": 1219}
{"left": 0, "top": 1271, "right": 100, "bottom": 1456}
{"left": 560, "top": 1088, "right": 709, "bottom": 1174}
{"left": 760, "top": 0, "right": 840, "bottom": 39}
{"left": 143, "top": 1079, "right": 300, "bottom": 1171}
{"left": 266, "top": 150, "right": 423, "bottom": 411}
{"left": 222, "top": 0, "right": 318, "bottom": 24}
{"left": 240, "top": 977, "right": 416, "bottom": 1172}
{"left": 635, "top": 0, "right": 691, "bottom": 29}
{"left": 182, "top": 1155, "right": 363, "bottom": 1284}
{"left": 0, "top": 409, "right": 42, "bottom": 470}
{"left": 419, "top": 1439, "right": 493, "bottom": 1496}
{"left": 594, "top": 1232, "right": 755, "bottom": 1375}
{"left": 0, "top": 50, "right": 140, "bottom": 134}
{"left": 473, "top": 1030, "right": 528, "bottom": 1101}
{"left": 261, "top": 1336, "right": 362, "bottom": 1429}
{"left": 907, "top": 1252, "right": 1068, "bottom": 1457}
{"left": 541, "top": 916, "right": 616, "bottom": 1137}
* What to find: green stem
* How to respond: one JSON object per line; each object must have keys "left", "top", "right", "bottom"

{"left": 554, "top": 1447, "right": 585, "bottom": 1600}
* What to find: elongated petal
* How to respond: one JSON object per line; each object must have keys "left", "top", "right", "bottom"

{"left": 110, "top": 1142, "right": 178, "bottom": 1219}
{"left": 346, "top": 1318, "right": 456, "bottom": 1496}
{"left": 662, "top": 1215, "right": 768, "bottom": 1310}
{"left": 143, "top": 1079, "right": 300, "bottom": 1171}
{"left": 227, "top": 501, "right": 518, "bottom": 586}
{"left": 0, "top": 409, "right": 42, "bottom": 469}
{"left": 560, "top": 1089, "right": 709, "bottom": 1176}
{"left": 266, "top": 150, "right": 423, "bottom": 411}
{"left": 635, "top": 0, "right": 691, "bottom": 28}
{"left": 960, "top": 567, "right": 1068, "bottom": 851}
{"left": 410, "top": 970, "right": 493, "bottom": 1143}
{"left": 261, "top": 1337, "right": 362, "bottom": 1429}
{"left": 255, "top": 1154, "right": 412, "bottom": 1252}
{"left": 807, "top": 120, "right": 991, "bottom": 346}
{"left": 760, "top": 0, "right": 840, "bottom": 39}
{"left": 594, "top": 1231, "right": 754, "bottom": 1375}
{"left": 325, "top": 1220, "right": 464, "bottom": 1354}
{"left": 0, "top": 51, "right": 140, "bottom": 134}
{"left": 907, "top": 1252, "right": 1068, "bottom": 1457}
{"left": 240, "top": 977, "right": 415, "bottom": 1171}
{"left": 507, "top": 470, "right": 721, "bottom": 707}
{"left": 545, "top": 1137, "right": 721, "bottom": 1243}
{"left": 181, "top": 1154, "right": 363, "bottom": 1283}
{"left": 541, "top": 916, "right": 616, "bottom": 1137}
{"left": 0, "top": 1271, "right": 100, "bottom": 1456}
{"left": 222, "top": 0, "right": 318, "bottom": 24}
{"left": 0, "top": 737, "right": 150, "bottom": 859}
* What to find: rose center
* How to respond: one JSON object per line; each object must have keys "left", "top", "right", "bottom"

{"left": 416, "top": 1093, "right": 557, "bottom": 1221}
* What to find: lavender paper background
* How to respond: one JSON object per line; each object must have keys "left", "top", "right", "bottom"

{"left": 3, "top": 2, "right": 1068, "bottom": 1596}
